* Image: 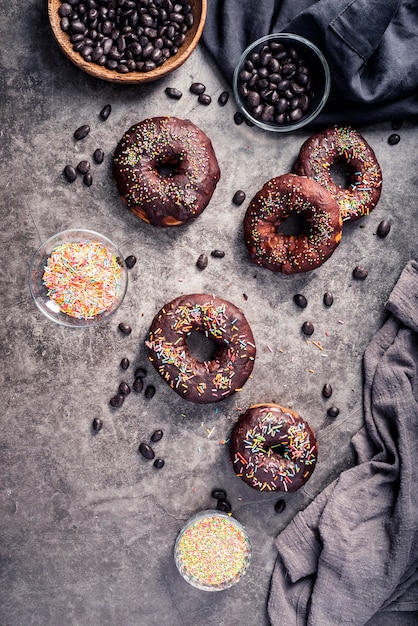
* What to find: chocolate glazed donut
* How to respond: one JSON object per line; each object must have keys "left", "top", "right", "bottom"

{"left": 230, "top": 403, "right": 318, "bottom": 493}
{"left": 146, "top": 294, "right": 256, "bottom": 403}
{"left": 294, "top": 126, "right": 382, "bottom": 222}
{"left": 244, "top": 173, "right": 342, "bottom": 274}
{"left": 113, "top": 116, "right": 220, "bottom": 226}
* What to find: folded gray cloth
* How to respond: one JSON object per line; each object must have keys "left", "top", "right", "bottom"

{"left": 202, "top": 0, "right": 418, "bottom": 125}
{"left": 267, "top": 260, "right": 418, "bottom": 625}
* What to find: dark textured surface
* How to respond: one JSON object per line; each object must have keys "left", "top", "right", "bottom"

{"left": 1, "top": 3, "right": 417, "bottom": 625}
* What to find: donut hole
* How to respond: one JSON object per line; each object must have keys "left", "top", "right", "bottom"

{"left": 186, "top": 329, "right": 218, "bottom": 363}
{"left": 329, "top": 159, "right": 352, "bottom": 189}
{"left": 267, "top": 442, "right": 287, "bottom": 457}
{"left": 275, "top": 212, "right": 310, "bottom": 236}
{"left": 155, "top": 157, "right": 180, "bottom": 178}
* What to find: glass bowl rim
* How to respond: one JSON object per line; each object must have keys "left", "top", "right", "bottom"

{"left": 28, "top": 228, "right": 128, "bottom": 328}
{"left": 233, "top": 32, "right": 331, "bottom": 132}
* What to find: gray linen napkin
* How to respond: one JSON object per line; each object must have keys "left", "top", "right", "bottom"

{"left": 267, "top": 260, "right": 418, "bottom": 626}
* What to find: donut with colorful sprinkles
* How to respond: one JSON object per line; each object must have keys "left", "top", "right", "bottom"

{"left": 244, "top": 173, "right": 342, "bottom": 274}
{"left": 294, "top": 126, "right": 382, "bottom": 222}
{"left": 146, "top": 294, "right": 256, "bottom": 403}
{"left": 113, "top": 116, "right": 220, "bottom": 226}
{"left": 230, "top": 403, "right": 318, "bottom": 493}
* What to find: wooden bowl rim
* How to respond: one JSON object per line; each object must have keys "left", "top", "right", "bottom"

{"left": 47, "top": 0, "right": 207, "bottom": 84}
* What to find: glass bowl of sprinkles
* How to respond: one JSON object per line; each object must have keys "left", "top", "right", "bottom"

{"left": 174, "top": 510, "right": 252, "bottom": 591}
{"left": 29, "top": 229, "right": 128, "bottom": 328}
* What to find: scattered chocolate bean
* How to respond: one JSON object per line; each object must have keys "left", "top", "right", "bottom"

{"left": 151, "top": 429, "right": 163, "bottom": 443}
{"left": 211, "top": 488, "right": 227, "bottom": 501}
{"left": 353, "top": 266, "right": 368, "bottom": 280}
{"left": 109, "top": 394, "right": 124, "bottom": 408}
{"left": 377, "top": 219, "right": 391, "bottom": 238}
{"left": 388, "top": 133, "right": 400, "bottom": 145}
{"left": 293, "top": 294, "right": 307, "bottom": 309}
{"left": 218, "top": 91, "right": 229, "bottom": 106}
{"left": 120, "top": 357, "right": 130, "bottom": 370}
{"left": 139, "top": 442, "right": 155, "bottom": 460}
{"left": 234, "top": 111, "right": 244, "bottom": 125}
{"left": 198, "top": 93, "right": 212, "bottom": 105}
{"left": 302, "top": 321, "right": 314, "bottom": 336}
{"left": 274, "top": 499, "right": 286, "bottom": 514}
{"left": 63, "top": 164, "right": 77, "bottom": 182}
{"left": 118, "top": 322, "right": 132, "bottom": 335}
{"left": 216, "top": 499, "right": 232, "bottom": 513}
{"left": 92, "top": 417, "right": 103, "bottom": 432}
{"left": 391, "top": 119, "right": 403, "bottom": 131}
{"left": 99, "top": 104, "right": 111, "bottom": 121}
{"left": 232, "top": 190, "right": 246, "bottom": 205}
{"left": 322, "top": 383, "right": 333, "bottom": 399}
{"left": 83, "top": 172, "right": 93, "bottom": 187}
{"left": 77, "top": 160, "right": 90, "bottom": 174}
{"left": 93, "top": 148, "right": 104, "bottom": 164}
{"left": 133, "top": 377, "right": 144, "bottom": 393}
{"left": 73, "top": 125, "right": 90, "bottom": 140}
{"left": 211, "top": 249, "right": 225, "bottom": 258}
{"left": 144, "top": 385, "right": 156, "bottom": 399}
{"left": 125, "top": 255, "right": 137, "bottom": 269}
{"left": 196, "top": 253, "right": 208, "bottom": 270}
{"left": 153, "top": 458, "right": 165, "bottom": 469}
{"left": 323, "top": 292, "right": 334, "bottom": 307}
{"left": 165, "top": 87, "right": 182, "bottom": 100}
{"left": 134, "top": 367, "right": 147, "bottom": 379}
{"left": 190, "top": 82, "right": 206, "bottom": 94}
{"left": 327, "top": 406, "right": 340, "bottom": 419}
{"left": 118, "top": 381, "right": 131, "bottom": 396}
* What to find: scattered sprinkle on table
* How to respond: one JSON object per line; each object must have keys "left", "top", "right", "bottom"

{"left": 175, "top": 514, "right": 251, "bottom": 590}
{"left": 42, "top": 241, "right": 122, "bottom": 319}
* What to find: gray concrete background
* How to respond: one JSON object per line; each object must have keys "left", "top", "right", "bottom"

{"left": 1, "top": 2, "right": 418, "bottom": 625}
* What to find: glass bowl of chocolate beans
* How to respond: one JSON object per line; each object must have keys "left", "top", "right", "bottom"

{"left": 233, "top": 33, "right": 331, "bottom": 132}
{"left": 29, "top": 229, "right": 128, "bottom": 328}
{"left": 48, "top": 0, "right": 206, "bottom": 83}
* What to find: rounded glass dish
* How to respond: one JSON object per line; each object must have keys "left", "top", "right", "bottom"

{"left": 174, "top": 510, "right": 252, "bottom": 591}
{"left": 29, "top": 229, "right": 128, "bottom": 328}
{"left": 233, "top": 33, "right": 331, "bottom": 132}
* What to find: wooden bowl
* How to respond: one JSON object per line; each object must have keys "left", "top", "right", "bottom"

{"left": 48, "top": 0, "right": 207, "bottom": 84}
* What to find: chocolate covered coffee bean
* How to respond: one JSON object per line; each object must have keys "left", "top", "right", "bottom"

{"left": 293, "top": 294, "right": 307, "bottom": 309}
{"left": 63, "top": 164, "right": 77, "bottom": 183}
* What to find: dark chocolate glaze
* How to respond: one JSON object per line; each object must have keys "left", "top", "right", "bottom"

{"left": 294, "top": 126, "right": 382, "bottom": 222}
{"left": 146, "top": 294, "right": 256, "bottom": 403}
{"left": 230, "top": 403, "right": 318, "bottom": 493}
{"left": 244, "top": 173, "right": 342, "bottom": 274}
{"left": 113, "top": 116, "right": 221, "bottom": 226}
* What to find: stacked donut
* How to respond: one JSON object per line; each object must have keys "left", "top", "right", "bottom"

{"left": 113, "top": 119, "right": 382, "bottom": 274}
{"left": 244, "top": 126, "right": 382, "bottom": 274}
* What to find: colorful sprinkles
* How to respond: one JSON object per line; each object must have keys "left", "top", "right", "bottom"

{"left": 175, "top": 513, "right": 251, "bottom": 590}
{"left": 42, "top": 241, "right": 122, "bottom": 319}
